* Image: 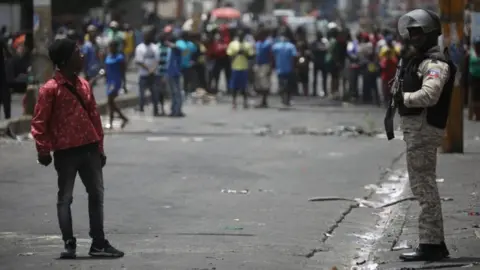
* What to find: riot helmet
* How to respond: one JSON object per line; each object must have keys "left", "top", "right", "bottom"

{"left": 397, "top": 9, "right": 441, "bottom": 51}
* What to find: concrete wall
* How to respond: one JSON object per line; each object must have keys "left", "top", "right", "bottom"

{"left": 0, "top": 3, "right": 21, "bottom": 32}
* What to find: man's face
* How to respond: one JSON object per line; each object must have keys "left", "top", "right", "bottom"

{"left": 144, "top": 32, "right": 153, "bottom": 43}
{"left": 69, "top": 45, "right": 84, "bottom": 73}
{"left": 407, "top": 27, "right": 426, "bottom": 49}
{"left": 89, "top": 30, "right": 97, "bottom": 39}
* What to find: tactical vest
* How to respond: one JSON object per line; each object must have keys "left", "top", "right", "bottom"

{"left": 398, "top": 50, "right": 457, "bottom": 129}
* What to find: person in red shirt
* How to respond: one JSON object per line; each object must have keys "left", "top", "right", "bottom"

{"left": 379, "top": 36, "right": 399, "bottom": 107}
{"left": 207, "top": 24, "right": 231, "bottom": 93}
{"left": 31, "top": 38, "right": 124, "bottom": 259}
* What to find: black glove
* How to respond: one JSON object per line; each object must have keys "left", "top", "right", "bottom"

{"left": 393, "top": 90, "right": 404, "bottom": 105}
{"left": 37, "top": 154, "right": 52, "bottom": 166}
{"left": 100, "top": 154, "right": 107, "bottom": 168}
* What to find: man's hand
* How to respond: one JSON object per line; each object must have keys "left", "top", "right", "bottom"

{"left": 100, "top": 154, "right": 107, "bottom": 168}
{"left": 37, "top": 154, "right": 52, "bottom": 167}
{"left": 393, "top": 90, "right": 404, "bottom": 105}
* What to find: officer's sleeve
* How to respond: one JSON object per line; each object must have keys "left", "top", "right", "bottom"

{"left": 403, "top": 59, "right": 450, "bottom": 108}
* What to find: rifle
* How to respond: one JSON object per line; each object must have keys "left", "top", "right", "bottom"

{"left": 384, "top": 58, "right": 404, "bottom": 140}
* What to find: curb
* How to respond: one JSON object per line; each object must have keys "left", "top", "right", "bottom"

{"left": 0, "top": 93, "right": 143, "bottom": 137}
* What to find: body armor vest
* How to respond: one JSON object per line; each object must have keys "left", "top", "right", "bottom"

{"left": 398, "top": 50, "right": 456, "bottom": 129}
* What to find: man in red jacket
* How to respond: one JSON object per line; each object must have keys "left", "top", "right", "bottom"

{"left": 31, "top": 38, "right": 124, "bottom": 259}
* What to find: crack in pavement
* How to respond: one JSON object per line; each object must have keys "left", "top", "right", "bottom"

{"left": 304, "top": 151, "right": 407, "bottom": 259}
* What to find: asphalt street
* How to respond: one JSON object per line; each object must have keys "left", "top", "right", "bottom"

{"left": 0, "top": 98, "right": 405, "bottom": 269}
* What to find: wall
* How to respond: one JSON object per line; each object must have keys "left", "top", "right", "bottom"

{"left": 0, "top": 3, "right": 21, "bottom": 32}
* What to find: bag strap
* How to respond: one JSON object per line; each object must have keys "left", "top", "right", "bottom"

{"left": 62, "top": 82, "right": 87, "bottom": 111}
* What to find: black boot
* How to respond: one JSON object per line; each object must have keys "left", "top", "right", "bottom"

{"left": 399, "top": 242, "right": 449, "bottom": 261}
{"left": 60, "top": 238, "right": 76, "bottom": 259}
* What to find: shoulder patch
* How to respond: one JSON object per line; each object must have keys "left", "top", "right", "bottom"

{"left": 427, "top": 69, "right": 441, "bottom": 78}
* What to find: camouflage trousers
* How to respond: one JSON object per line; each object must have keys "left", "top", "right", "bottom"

{"left": 402, "top": 116, "right": 445, "bottom": 245}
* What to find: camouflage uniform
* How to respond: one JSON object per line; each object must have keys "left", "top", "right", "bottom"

{"left": 400, "top": 58, "right": 450, "bottom": 245}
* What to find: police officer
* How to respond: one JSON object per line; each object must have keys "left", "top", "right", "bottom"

{"left": 393, "top": 9, "right": 456, "bottom": 261}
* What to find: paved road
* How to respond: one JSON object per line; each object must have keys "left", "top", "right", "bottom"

{"left": 0, "top": 98, "right": 405, "bottom": 269}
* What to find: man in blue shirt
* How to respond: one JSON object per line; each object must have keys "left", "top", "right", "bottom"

{"left": 175, "top": 31, "right": 197, "bottom": 96}
{"left": 82, "top": 25, "right": 101, "bottom": 86}
{"left": 272, "top": 32, "right": 297, "bottom": 106}
{"left": 165, "top": 32, "right": 186, "bottom": 117}
{"left": 254, "top": 28, "right": 273, "bottom": 108}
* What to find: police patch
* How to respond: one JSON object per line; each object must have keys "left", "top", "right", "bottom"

{"left": 427, "top": 69, "right": 440, "bottom": 78}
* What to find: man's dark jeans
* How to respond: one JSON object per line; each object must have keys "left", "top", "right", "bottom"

{"left": 139, "top": 75, "right": 160, "bottom": 114}
{"left": 278, "top": 73, "right": 294, "bottom": 105}
{"left": 182, "top": 67, "right": 197, "bottom": 95}
{"left": 53, "top": 143, "right": 105, "bottom": 242}
{"left": 312, "top": 66, "right": 327, "bottom": 96}
{"left": 0, "top": 88, "right": 11, "bottom": 119}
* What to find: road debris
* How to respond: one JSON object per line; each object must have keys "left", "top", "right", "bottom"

{"left": 225, "top": 226, "right": 243, "bottom": 231}
{"left": 308, "top": 196, "right": 413, "bottom": 208}
{"left": 17, "top": 252, "right": 34, "bottom": 256}
{"left": 221, "top": 189, "right": 249, "bottom": 195}
{"left": 181, "top": 137, "right": 206, "bottom": 143}
{"left": 392, "top": 240, "right": 411, "bottom": 251}
{"left": 146, "top": 136, "right": 170, "bottom": 142}
{"left": 309, "top": 195, "right": 454, "bottom": 208}
{"left": 355, "top": 258, "right": 366, "bottom": 265}
{"left": 436, "top": 178, "right": 445, "bottom": 183}
{"left": 251, "top": 125, "right": 380, "bottom": 137}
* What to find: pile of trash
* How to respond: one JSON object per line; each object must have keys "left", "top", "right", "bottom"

{"left": 252, "top": 125, "right": 381, "bottom": 138}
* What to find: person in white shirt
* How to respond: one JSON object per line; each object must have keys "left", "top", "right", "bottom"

{"left": 135, "top": 26, "right": 161, "bottom": 116}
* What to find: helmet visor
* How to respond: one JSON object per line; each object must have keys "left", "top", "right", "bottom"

{"left": 397, "top": 9, "right": 437, "bottom": 40}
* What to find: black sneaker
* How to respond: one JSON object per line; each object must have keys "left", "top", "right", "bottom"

{"left": 88, "top": 239, "right": 124, "bottom": 258}
{"left": 60, "top": 238, "right": 77, "bottom": 259}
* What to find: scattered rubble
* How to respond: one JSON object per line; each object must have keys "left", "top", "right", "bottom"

{"left": 252, "top": 125, "right": 381, "bottom": 138}
{"left": 221, "top": 189, "right": 249, "bottom": 195}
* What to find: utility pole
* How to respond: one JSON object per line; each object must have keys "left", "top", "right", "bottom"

{"left": 177, "top": 0, "right": 184, "bottom": 20}
{"left": 24, "top": 0, "right": 52, "bottom": 115}
{"left": 439, "top": 0, "right": 466, "bottom": 153}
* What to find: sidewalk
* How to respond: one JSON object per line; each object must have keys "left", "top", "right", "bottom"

{"left": 372, "top": 122, "right": 480, "bottom": 269}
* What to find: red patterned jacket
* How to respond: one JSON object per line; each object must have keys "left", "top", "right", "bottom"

{"left": 31, "top": 71, "right": 104, "bottom": 155}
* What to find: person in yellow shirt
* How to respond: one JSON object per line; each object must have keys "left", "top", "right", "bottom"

{"left": 122, "top": 23, "right": 135, "bottom": 93}
{"left": 378, "top": 39, "right": 401, "bottom": 60}
{"left": 123, "top": 23, "right": 135, "bottom": 64}
{"left": 227, "top": 28, "right": 254, "bottom": 109}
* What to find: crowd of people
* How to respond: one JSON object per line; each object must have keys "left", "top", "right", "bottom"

{"left": 64, "top": 18, "right": 409, "bottom": 128}
{"left": 2, "top": 13, "right": 478, "bottom": 126}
